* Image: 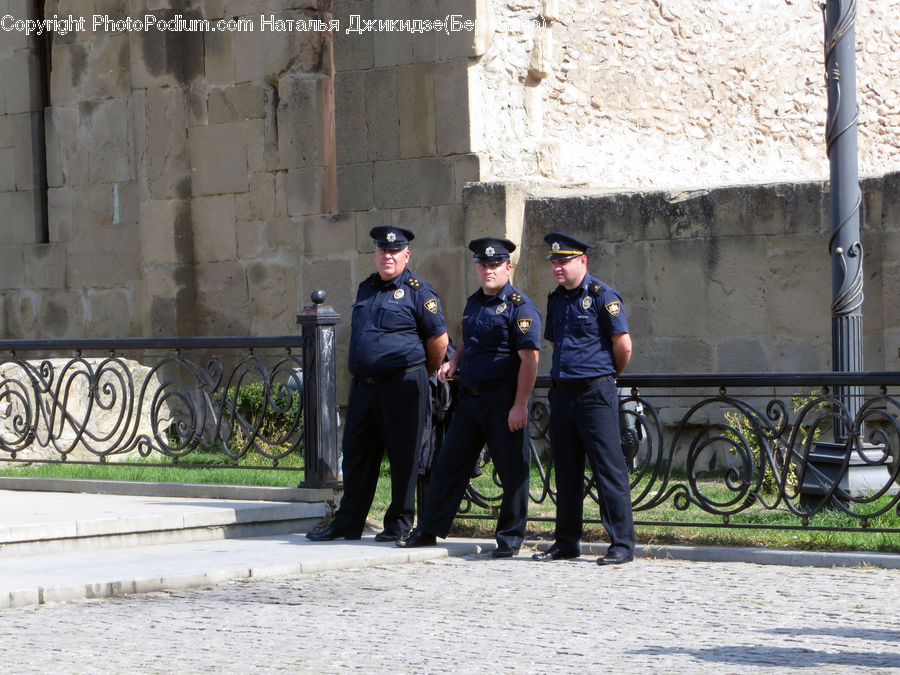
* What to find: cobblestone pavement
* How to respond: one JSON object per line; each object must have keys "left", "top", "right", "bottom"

{"left": 2, "top": 553, "right": 899, "bottom": 674}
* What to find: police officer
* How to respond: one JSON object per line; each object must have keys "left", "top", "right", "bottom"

{"left": 532, "top": 232, "right": 635, "bottom": 566}
{"left": 307, "top": 226, "right": 449, "bottom": 543}
{"left": 398, "top": 237, "right": 541, "bottom": 557}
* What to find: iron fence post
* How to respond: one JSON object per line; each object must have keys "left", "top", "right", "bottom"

{"left": 297, "top": 290, "right": 342, "bottom": 487}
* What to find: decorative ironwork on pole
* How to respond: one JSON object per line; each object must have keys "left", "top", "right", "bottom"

{"left": 822, "top": 0, "right": 863, "bottom": 439}
{"left": 800, "top": 1, "right": 896, "bottom": 502}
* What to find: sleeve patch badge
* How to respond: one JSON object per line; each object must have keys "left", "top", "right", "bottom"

{"left": 424, "top": 298, "right": 439, "bottom": 314}
{"left": 517, "top": 317, "right": 533, "bottom": 334}
{"left": 605, "top": 301, "right": 621, "bottom": 317}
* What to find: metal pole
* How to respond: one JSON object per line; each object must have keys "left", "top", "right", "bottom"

{"left": 823, "top": 0, "right": 863, "bottom": 439}
{"left": 801, "top": 1, "right": 896, "bottom": 502}
{"left": 297, "top": 290, "right": 342, "bottom": 487}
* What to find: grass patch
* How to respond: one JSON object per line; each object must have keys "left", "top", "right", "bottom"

{"left": 3, "top": 456, "right": 898, "bottom": 552}
{"left": 445, "top": 464, "right": 900, "bottom": 553}
{"left": 0, "top": 449, "right": 304, "bottom": 487}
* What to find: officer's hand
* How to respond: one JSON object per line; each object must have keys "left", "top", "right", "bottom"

{"left": 437, "top": 360, "right": 455, "bottom": 383}
{"left": 508, "top": 403, "right": 529, "bottom": 432}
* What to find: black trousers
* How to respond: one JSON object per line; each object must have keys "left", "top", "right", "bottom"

{"left": 331, "top": 367, "right": 428, "bottom": 537}
{"left": 549, "top": 378, "right": 635, "bottom": 555}
{"left": 420, "top": 380, "right": 530, "bottom": 550}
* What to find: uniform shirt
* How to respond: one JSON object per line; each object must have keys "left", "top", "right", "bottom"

{"left": 545, "top": 273, "right": 629, "bottom": 380}
{"left": 458, "top": 281, "right": 542, "bottom": 388}
{"left": 348, "top": 268, "right": 446, "bottom": 377}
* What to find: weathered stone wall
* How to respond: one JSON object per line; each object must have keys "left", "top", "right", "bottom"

{"left": 1, "top": 0, "right": 335, "bottom": 339}
{"left": 314, "top": 0, "right": 488, "bottom": 357}
{"left": 3, "top": 0, "right": 899, "bottom": 402}
{"left": 494, "top": 171, "right": 900, "bottom": 375}
{"left": 474, "top": 0, "right": 900, "bottom": 189}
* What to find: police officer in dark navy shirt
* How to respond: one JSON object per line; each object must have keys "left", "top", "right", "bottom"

{"left": 398, "top": 237, "right": 541, "bottom": 558}
{"left": 532, "top": 232, "right": 636, "bottom": 566}
{"left": 307, "top": 226, "right": 449, "bottom": 543}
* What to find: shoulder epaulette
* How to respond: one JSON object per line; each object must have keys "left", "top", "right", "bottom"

{"left": 509, "top": 292, "right": 524, "bottom": 306}
{"left": 588, "top": 282, "right": 604, "bottom": 296}
{"left": 405, "top": 276, "right": 423, "bottom": 291}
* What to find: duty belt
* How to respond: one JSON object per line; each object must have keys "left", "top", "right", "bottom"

{"left": 551, "top": 375, "right": 614, "bottom": 392}
{"left": 356, "top": 364, "right": 425, "bottom": 386}
{"left": 459, "top": 379, "right": 512, "bottom": 397}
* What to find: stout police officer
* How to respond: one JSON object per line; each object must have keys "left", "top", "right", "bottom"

{"left": 532, "top": 232, "right": 635, "bottom": 566}
{"left": 307, "top": 226, "right": 448, "bottom": 543}
{"left": 398, "top": 237, "right": 541, "bottom": 557}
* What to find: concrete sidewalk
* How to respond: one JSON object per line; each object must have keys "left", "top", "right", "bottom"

{"left": 0, "top": 481, "right": 493, "bottom": 609}
{"left": 1, "top": 482, "right": 899, "bottom": 610}
{"left": 0, "top": 530, "right": 494, "bottom": 610}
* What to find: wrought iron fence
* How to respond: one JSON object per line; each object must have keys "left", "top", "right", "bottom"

{"left": 461, "top": 373, "right": 900, "bottom": 534}
{"left": 5, "top": 328, "right": 900, "bottom": 536}
{"left": 0, "top": 337, "right": 304, "bottom": 472}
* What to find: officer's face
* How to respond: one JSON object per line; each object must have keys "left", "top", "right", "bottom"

{"left": 550, "top": 255, "right": 587, "bottom": 289}
{"left": 476, "top": 261, "right": 511, "bottom": 295}
{"left": 375, "top": 246, "right": 410, "bottom": 281}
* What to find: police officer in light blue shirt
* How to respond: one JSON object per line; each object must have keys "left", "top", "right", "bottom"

{"left": 398, "top": 237, "right": 541, "bottom": 557}
{"left": 532, "top": 232, "right": 636, "bottom": 566}
{"left": 307, "top": 226, "right": 449, "bottom": 543}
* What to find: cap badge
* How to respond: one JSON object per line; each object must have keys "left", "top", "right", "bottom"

{"left": 386, "top": 232, "right": 396, "bottom": 242}
{"left": 517, "top": 317, "right": 532, "bottom": 334}
{"left": 605, "top": 301, "right": 621, "bottom": 317}
{"left": 424, "top": 298, "right": 438, "bottom": 314}
{"left": 485, "top": 246, "right": 495, "bottom": 256}
{"left": 496, "top": 302, "right": 507, "bottom": 314}
{"left": 582, "top": 296, "right": 592, "bottom": 310}
{"left": 552, "top": 242, "right": 560, "bottom": 251}
{"left": 393, "top": 289, "right": 405, "bottom": 299}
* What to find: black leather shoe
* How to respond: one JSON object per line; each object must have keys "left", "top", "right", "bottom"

{"left": 374, "top": 529, "right": 407, "bottom": 542}
{"left": 491, "top": 544, "right": 519, "bottom": 559}
{"left": 531, "top": 546, "right": 580, "bottom": 562}
{"left": 597, "top": 550, "right": 634, "bottom": 566}
{"left": 305, "top": 524, "right": 361, "bottom": 542}
{"left": 396, "top": 529, "right": 436, "bottom": 548}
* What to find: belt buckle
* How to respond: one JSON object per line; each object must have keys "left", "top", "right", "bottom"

{"left": 570, "top": 378, "right": 592, "bottom": 392}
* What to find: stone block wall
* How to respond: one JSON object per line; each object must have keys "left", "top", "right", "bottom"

{"left": 0, "top": 0, "right": 43, "bottom": 295}
{"left": 499, "top": 171, "right": 900, "bottom": 376}
{"left": 2, "top": 0, "right": 899, "bottom": 406}
{"left": 304, "top": 0, "right": 488, "bottom": 368}
{"left": 1, "top": 0, "right": 336, "bottom": 339}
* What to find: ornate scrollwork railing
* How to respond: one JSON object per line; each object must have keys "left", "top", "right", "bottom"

{"left": 0, "top": 337, "right": 304, "bottom": 471}
{"left": 460, "top": 373, "right": 900, "bottom": 533}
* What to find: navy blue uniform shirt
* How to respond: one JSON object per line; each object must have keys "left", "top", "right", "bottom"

{"left": 459, "top": 281, "right": 541, "bottom": 388}
{"left": 545, "top": 273, "right": 628, "bottom": 379}
{"left": 349, "top": 268, "right": 446, "bottom": 377}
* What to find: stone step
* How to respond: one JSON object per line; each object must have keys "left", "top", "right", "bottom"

{"left": 0, "top": 478, "right": 333, "bottom": 558}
